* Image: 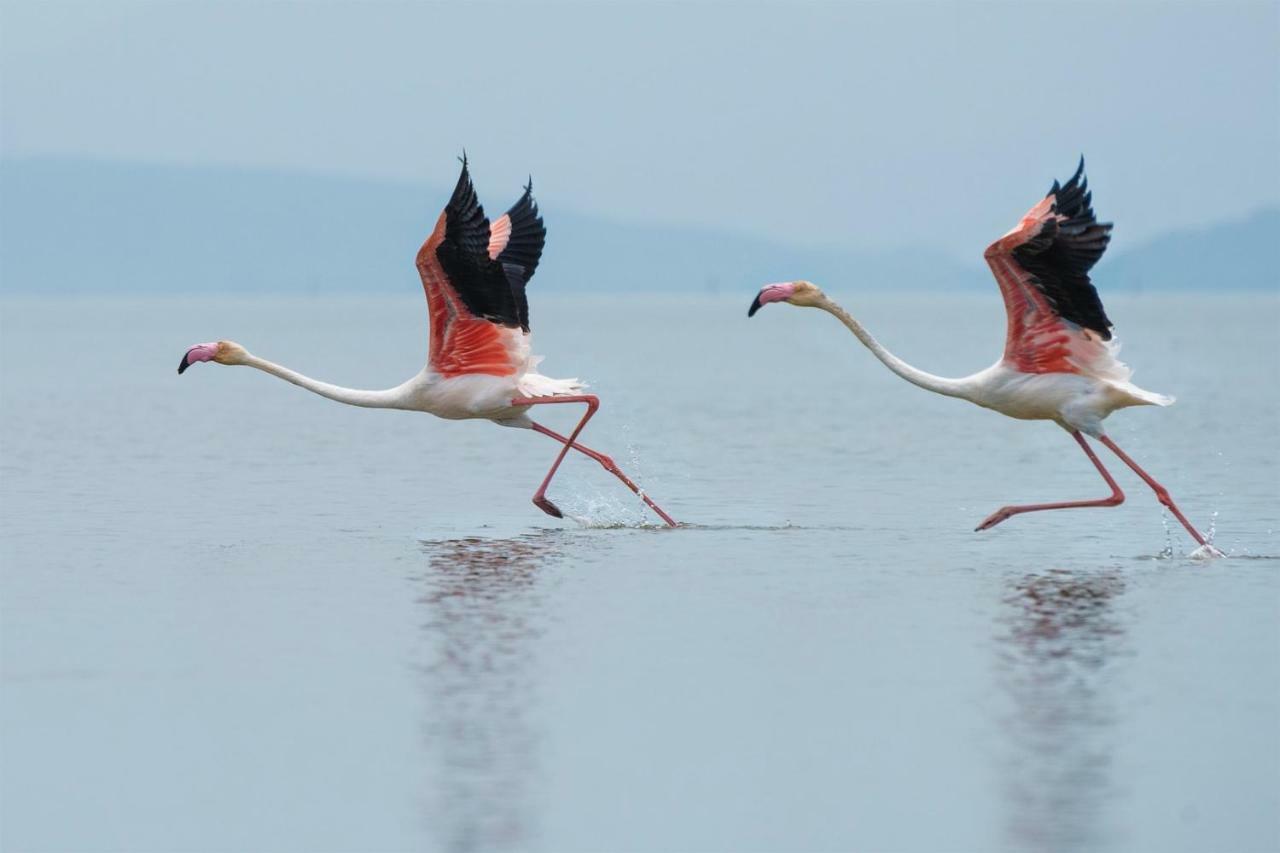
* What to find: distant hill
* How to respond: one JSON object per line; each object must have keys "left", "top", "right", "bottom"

{"left": 1, "top": 159, "right": 1275, "bottom": 295}
{"left": 0, "top": 159, "right": 981, "bottom": 296}
{"left": 1104, "top": 208, "right": 1278, "bottom": 291}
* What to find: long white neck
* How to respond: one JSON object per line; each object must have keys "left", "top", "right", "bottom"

{"left": 818, "top": 295, "right": 969, "bottom": 399}
{"left": 240, "top": 354, "right": 410, "bottom": 409}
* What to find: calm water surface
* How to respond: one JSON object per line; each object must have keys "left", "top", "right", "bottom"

{"left": 2, "top": 293, "right": 1277, "bottom": 852}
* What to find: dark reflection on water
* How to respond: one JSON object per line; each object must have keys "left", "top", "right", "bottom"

{"left": 996, "top": 568, "right": 1130, "bottom": 853}
{"left": 413, "top": 532, "right": 566, "bottom": 853}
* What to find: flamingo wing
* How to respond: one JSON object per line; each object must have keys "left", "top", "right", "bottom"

{"left": 415, "top": 160, "right": 543, "bottom": 378}
{"left": 983, "top": 159, "right": 1116, "bottom": 375}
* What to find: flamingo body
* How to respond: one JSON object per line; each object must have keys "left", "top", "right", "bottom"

{"left": 399, "top": 368, "right": 578, "bottom": 424}
{"left": 957, "top": 363, "right": 1169, "bottom": 436}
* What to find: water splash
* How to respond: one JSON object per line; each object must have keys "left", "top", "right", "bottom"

{"left": 621, "top": 423, "right": 643, "bottom": 484}
{"left": 559, "top": 483, "right": 653, "bottom": 529}
{"left": 1137, "top": 506, "right": 1227, "bottom": 560}
{"left": 1156, "top": 509, "right": 1176, "bottom": 559}
{"left": 1184, "top": 510, "right": 1227, "bottom": 558}
{"left": 619, "top": 424, "right": 661, "bottom": 508}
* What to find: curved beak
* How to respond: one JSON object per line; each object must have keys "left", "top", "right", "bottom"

{"left": 748, "top": 282, "right": 797, "bottom": 318}
{"left": 178, "top": 342, "right": 220, "bottom": 375}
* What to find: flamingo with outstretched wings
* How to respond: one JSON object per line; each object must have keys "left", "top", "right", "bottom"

{"left": 178, "top": 157, "right": 677, "bottom": 526}
{"left": 749, "top": 160, "right": 1218, "bottom": 555}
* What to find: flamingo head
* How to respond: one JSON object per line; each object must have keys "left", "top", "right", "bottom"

{"left": 177, "top": 340, "right": 248, "bottom": 374}
{"left": 747, "top": 280, "right": 824, "bottom": 317}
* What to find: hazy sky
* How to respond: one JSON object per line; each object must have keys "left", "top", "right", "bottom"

{"left": 3, "top": 1, "right": 1277, "bottom": 259}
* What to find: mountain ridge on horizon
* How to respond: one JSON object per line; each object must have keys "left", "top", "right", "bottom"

{"left": 2, "top": 158, "right": 1276, "bottom": 295}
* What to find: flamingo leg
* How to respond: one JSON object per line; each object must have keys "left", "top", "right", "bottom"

{"left": 976, "top": 431, "right": 1124, "bottom": 531}
{"left": 1096, "top": 435, "right": 1210, "bottom": 547}
{"left": 528, "top": 422, "right": 678, "bottom": 526}
{"left": 510, "top": 395, "right": 677, "bottom": 527}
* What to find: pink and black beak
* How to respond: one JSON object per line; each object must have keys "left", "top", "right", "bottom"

{"left": 747, "top": 282, "right": 797, "bottom": 317}
{"left": 177, "top": 342, "right": 219, "bottom": 375}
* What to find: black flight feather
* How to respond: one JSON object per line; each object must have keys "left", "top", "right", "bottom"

{"left": 494, "top": 180, "right": 547, "bottom": 332}
{"left": 1012, "top": 158, "right": 1115, "bottom": 340}
{"left": 497, "top": 180, "right": 547, "bottom": 281}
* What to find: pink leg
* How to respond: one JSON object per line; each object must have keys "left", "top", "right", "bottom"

{"left": 976, "top": 431, "right": 1124, "bottom": 532}
{"left": 1096, "top": 435, "right": 1210, "bottom": 547}
{"left": 511, "top": 395, "right": 678, "bottom": 527}
{"left": 529, "top": 422, "right": 678, "bottom": 526}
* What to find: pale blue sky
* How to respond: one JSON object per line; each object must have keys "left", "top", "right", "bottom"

{"left": 3, "top": 1, "right": 1276, "bottom": 259}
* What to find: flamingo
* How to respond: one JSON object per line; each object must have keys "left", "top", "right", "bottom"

{"left": 178, "top": 157, "right": 677, "bottom": 527}
{"left": 748, "top": 160, "right": 1220, "bottom": 555}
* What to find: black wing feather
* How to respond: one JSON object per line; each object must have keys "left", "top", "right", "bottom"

{"left": 1012, "top": 158, "right": 1116, "bottom": 339}
{"left": 433, "top": 159, "right": 529, "bottom": 330}
{"left": 498, "top": 180, "right": 547, "bottom": 279}
{"left": 494, "top": 179, "right": 547, "bottom": 331}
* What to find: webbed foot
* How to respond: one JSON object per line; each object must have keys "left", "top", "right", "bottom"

{"left": 975, "top": 507, "right": 1015, "bottom": 532}
{"left": 532, "top": 495, "right": 563, "bottom": 519}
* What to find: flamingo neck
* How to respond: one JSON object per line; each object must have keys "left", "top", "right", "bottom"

{"left": 242, "top": 354, "right": 408, "bottom": 409}
{"left": 818, "top": 296, "right": 968, "bottom": 399}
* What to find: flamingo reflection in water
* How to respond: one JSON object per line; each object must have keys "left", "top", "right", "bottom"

{"left": 997, "top": 568, "right": 1129, "bottom": 851}
{"left": 414, "top": 532, "right": 575, "bottom": 850}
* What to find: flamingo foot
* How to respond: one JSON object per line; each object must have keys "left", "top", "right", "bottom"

{"left": 532, "top": 495, "right": 563, "bottom": 519}
{"left": 975, "top": 507, "right": 1015, "bottom": 532}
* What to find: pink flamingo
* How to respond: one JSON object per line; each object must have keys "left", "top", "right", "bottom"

{"left": 178, "top": 157, "right": 677, "bottom": 527}
{"left": 749, "top": 160, "right": 1220, "bottom": 555}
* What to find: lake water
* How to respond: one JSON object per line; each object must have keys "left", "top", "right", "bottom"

{"left": 2, "top": 292, "right": 1277, "bottom": 852}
